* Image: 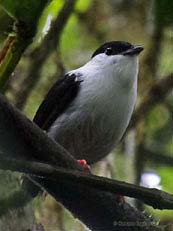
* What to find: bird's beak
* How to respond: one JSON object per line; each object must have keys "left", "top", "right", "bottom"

{"left": 122, "top": 45, "right": 144, "bottom": 56}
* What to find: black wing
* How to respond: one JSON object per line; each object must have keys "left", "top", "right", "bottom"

{"left": 33, "top": 73, "right": 81, "bottom": 131}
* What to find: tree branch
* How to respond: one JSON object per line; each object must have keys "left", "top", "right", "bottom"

{"left": 0, "top": 94, "right": 159, "bottom": 230}
{"left": 0, "top": 157, "right": 173, "bottom": 210}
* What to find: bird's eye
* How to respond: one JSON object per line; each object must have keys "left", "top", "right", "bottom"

{"left": 105, "top": 47, "right": 113, "bottom": 55}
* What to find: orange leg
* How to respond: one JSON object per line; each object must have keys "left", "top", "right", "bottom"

{"left": 77, "top": 159, "right": 90, "bottom": 171}
{"left": 116, "top": 193, "right": 125, "bottom": 204}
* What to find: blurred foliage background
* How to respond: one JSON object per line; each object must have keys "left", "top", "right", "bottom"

{"left": 0, "top": 0, "right": 173, "bottom": 230}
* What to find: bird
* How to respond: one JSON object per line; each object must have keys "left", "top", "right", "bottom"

{"left": 33, "top": 41, "right": 143, "bottom": 165}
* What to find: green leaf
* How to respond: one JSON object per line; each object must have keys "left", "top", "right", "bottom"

{"left": 0, "top": 0, "right": 49, "bottom": 25}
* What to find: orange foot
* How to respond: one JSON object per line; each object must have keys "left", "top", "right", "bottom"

{"left": 77, "top": 159, "right": 90, "bottom": 171}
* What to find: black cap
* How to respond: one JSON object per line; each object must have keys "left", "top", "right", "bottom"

{"left": 92, "top": 41, "right": 143, "bottom": 58}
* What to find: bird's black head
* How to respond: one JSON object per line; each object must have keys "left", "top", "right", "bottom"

{"left": 92, "top": 41, "right": 143, "bottom": 58}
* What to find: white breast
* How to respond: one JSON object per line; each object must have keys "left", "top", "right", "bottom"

{"left": 48, "top": 55, "right": 138, "bottom": 163}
